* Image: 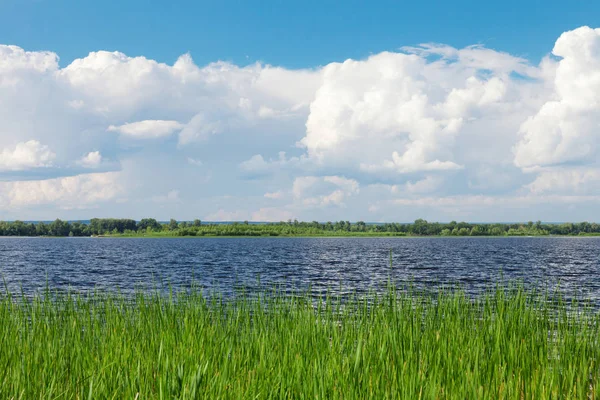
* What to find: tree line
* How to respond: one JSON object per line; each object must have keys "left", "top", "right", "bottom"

{"left": 1, "top": 218, "right": 600, "bottom": 237}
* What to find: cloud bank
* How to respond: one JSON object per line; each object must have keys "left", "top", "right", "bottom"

{"left": 1, "top": 26, "right": 600, "bottom": 221}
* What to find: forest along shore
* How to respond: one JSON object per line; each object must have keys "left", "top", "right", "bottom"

{"left": 1, "top": 218, "right": 600, "bottom": 237}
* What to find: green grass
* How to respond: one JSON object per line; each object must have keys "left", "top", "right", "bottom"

{"left": 1, "top": 285, "right": 599, "bottom": 399}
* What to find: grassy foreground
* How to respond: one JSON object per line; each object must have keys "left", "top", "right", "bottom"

{"left": 1, "top": 286, "right": 599, "bottom": 399}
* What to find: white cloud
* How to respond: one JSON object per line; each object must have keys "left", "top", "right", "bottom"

{"left": 239, "top": 154, "right": 269, "bottom": 173}
{"left": 376, "top": 175, "right": 444, "bottom": 195}
{"left": 401, "top": 43, "right": 539, "bottom": 77}
{"left": 360, "top": 155, "right": 463, "bottom": 174}
{"left": 323, "top": 176, "right": 360, "bottom": 194}
{"left": 264, "top": 190, "right": 285, "bottom": 199}
{"left": 526, "top": 168, "right": 600, "bottom": 194}
{"left": 239, "top": 152, "right": 305, "bottom": 177}
{"left": 107, "top": 120, "right": 184, "bottom": 139}
{"left": 204, "top": 206, "right": 295, "bottom": 222}
{"left": 405, "top": 175, "right": 443, "bottom": 193}
{"left": 0, "top": 140, "right": 55, "bottom": 171}
{"left": 514, "top": 26, "right": 600, "bottom": 169}
{"left": 204, "top": 209, "right": 248, "bottom": 221}
{"left": 2, "top": 27, "right": 600, "bottom": 221}
{"left": 292, "top": 176, "right": 320, "bottom": 199}
{"left": 299, "top": 48, "right": 531, "bottom": 177}
{"left": 77, "top": 151, "right": 102, "bottom": 169}
{"left": 250, "top": 207, "right": 294, "bottom": 222}
{"left": 178, "top": 114, "right": 226, "bottom": 144}
{"left": 390, "top": 194, "right": 600, "bottom": 208}
{"left": 293, "top": 175, "right": 359, "bottom": 207}
{"left": 187, "top": 157, "right": 203, "bottom": 166}
{"left": 0, "top": 172, "right": 122, "bottom": 208}
{"left": 0, "top": 45, "right": 58, "bottom": 74}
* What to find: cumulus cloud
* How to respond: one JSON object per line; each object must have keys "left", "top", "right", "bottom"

{"left": 514, "top": 26, "right": 600, "bottom": 169}
{"left": 390, "top": 194, "right": 600, "bottom": 208}
{"left": 2, "top": 26, "right": 600, "bottom": 220}
{"left": 239, "top": 154, "right": 269, "bottom": 174}
{"left": 0, "top": 45, "right": 319, "bottom": 168}
{"left": 293, "top": 176, "right": 359, "bottom": 207}
{"left": 0, "top": 140, "right": 55, "bottom": 171}
{"left": 107, "top": 120, "right": 184, "bottom": 139}
{"left": 264, "top": 190, "right": 285, "bottom": 199}
{"left": 374, "top": 175, "right": 444, "bottom": 195}
{"left": 77, "top": 151, "right": 102, "bottom": 169}
{"left": 238, "top": 152, "right": 306, "bottom": 178}
{"left": 0, "top": 45, "right": 58, "bottom": 73}
{"left": 0, "top": 172, "right": 122, "bottom": 208}
{"left": 526, "top": 169, "right": 600, "bottom": 194}
{"left": 300, "top": 48, "right": 529, "bottom": 177}
{"left": 323, "top": 176, "right": 360, "bottom": 194}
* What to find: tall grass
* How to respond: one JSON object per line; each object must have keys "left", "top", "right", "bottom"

{"left": 1, "top": 285, "right": 599, "bottom": 399}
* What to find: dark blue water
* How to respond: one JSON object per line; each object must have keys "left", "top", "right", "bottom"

{"left": 1, "top": 237, "right": 599, "bottom": 300}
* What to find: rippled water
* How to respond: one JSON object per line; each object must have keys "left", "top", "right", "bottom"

{"left": 1, "top": 237, "right": 600, "bottom": 301}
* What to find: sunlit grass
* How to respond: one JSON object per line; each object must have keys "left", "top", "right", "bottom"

{"left": 1, "top": 284, "right": 599, "bottom": 399}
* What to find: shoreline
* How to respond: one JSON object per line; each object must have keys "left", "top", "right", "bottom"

{"left": 2, "top": 233, "right": 598, "bottom": 239}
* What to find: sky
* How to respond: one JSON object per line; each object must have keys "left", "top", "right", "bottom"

{"left": 1, "top": 1, "right": 600, "bottom": 222}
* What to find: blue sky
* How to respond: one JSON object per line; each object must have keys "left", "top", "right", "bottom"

{"left": 0, "top": 1, "right": 600, "bottom": 222}
{"left": 1, "top": 0, "right": 597, "bottom": 68}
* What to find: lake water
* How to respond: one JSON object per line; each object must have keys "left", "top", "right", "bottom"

{"left": 1, "top": 237, "right": 600, "bottom": 301}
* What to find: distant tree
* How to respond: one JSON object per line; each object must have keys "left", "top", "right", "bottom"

{"left": 458, "top": 227, "right": 470, "bottom": 236}
{"left": 49, "top": 219, "right": 69, "bottom": 236}
{"left": 35, "top": 223, "right": 49, "bottom": 236}
{"left": 2, "top": 217, "right": 599, "bottom": 238}
{"left": 137, "top": 218, "right": 161, "bottom": 232}
{"left": 470, "top": 225, "right": 484, "bottom": 236}
{"left": 411, "top": 219, "right": 429, "bottom": 235}
{"left": 490, "top": 227, "right": 504, "bottom": 236}
{"left": 70, "top": 221, "right": 86, "bottom": 236}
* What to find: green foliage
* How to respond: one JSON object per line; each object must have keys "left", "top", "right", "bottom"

{"left": 1, "top": 218, "right": 600, "bottom": 237}
{"left": 89, "top": 218, "right": 137, "bottom": 235}
{"left": 1, "top": 286, "right": 599, "bottom": 398}
{"left": 137, "top": 218, "right": 162, "bottom": 232}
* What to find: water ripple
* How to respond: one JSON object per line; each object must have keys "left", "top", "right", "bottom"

{"left": 1, "top": 237, "right": 600, "bottom": 302}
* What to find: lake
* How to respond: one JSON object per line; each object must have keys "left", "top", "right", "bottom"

{"left": 1, "top": 236, "right": 599, "bottom": 301}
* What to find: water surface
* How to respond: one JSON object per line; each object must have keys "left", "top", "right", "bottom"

{"left": 1, "top": 237, "right": 599, "bottom": 301}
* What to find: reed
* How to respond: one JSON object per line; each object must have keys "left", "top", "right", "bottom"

{"left": 0, "top": 285, "right": 598, "bottom": 399}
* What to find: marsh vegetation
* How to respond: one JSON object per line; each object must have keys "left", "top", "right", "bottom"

{"left": 1, "top": 285, "right": 599, "bottom": 398}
